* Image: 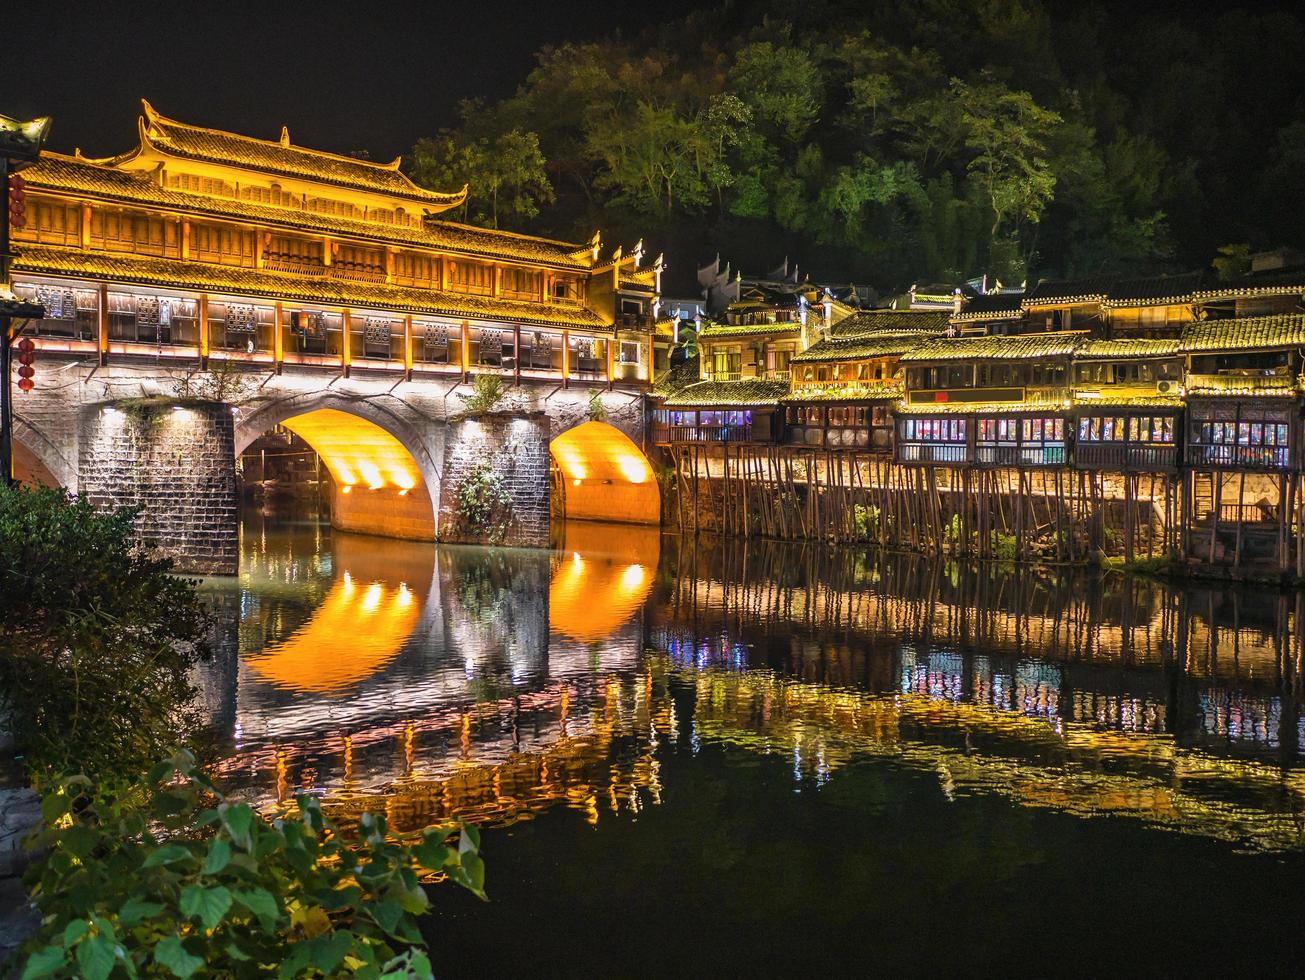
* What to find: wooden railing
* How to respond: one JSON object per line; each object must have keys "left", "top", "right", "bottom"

{"left": 652, "top": 424, "right": 753, "bottom": 444}
{"left": 976, "top": 444, "right": 1066, "bottom": 467}
{"left": 897, "top": 443, "right": 969, "bottom": 465}
{"left": 265, "top": 258, "right": 326, "bottom": 277}
{"left": 1076, "top": 443, "right": 1178, "bottom": 471}
{"left": 1186, "top": 445, "right": 1291, "bottom": 470}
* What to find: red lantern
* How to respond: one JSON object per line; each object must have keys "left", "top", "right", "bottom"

{"left": 17, "top": 365, "right": 34, "bottom": 379}
{"left": 17, "top": 378, "right": 33, "bottom": 392}
{"left": 7, "top": 174, "right": 26, "bottom": 230}
{"left": 17, "top": 337, "right": 34, "bottom": 354}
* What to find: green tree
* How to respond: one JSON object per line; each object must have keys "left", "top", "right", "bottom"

{"left": 0, "top": 486, "right": 208, "bottom": 781}
{"left": 586, "top": 102, "right": 712, "bottom": 216}
{"left": 410, "top": 130, "right": 553, "bottom": 229}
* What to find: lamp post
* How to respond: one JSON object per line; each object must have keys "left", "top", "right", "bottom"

{"left": 0, "top": 112, "right": 52, "bottom": 487}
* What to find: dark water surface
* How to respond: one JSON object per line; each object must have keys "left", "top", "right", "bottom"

{"left": 200, "top": 515, "right": 1305, "bottom": 977}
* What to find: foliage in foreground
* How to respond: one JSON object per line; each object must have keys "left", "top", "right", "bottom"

{"left": 456, "top": 375, "right": 507, "bottom": 415}
{"left": 453, "top": 462, "right": 513, "bottom": 544}
{"left": 20, "top": 752, "right": 485, "bottom": 979}
{"left": 0, "top": 485, "right": 208, "bottom": 781}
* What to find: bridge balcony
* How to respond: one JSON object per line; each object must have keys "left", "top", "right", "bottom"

{"left": 1185, "top": 444, "right": 1293, "bottom": 471}
{"left": 652, "top": 423, "right": 754, "bottom": 444}
{"left": 896, "top": 442, "right": 970, "bottom": 466}
{"left": 975, "top": 443, "right": 1066, "bottom": 467}
{"left": 1075, "top": 442, "right": 1178, "bottom": 472}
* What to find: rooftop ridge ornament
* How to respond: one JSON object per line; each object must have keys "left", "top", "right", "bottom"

{"left": 0, "top": 113, "right": 53, "bottom": 164}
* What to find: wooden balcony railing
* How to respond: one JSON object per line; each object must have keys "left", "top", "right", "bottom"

{"left": 1076, "top": 443, "right": 1178, "bottom": 471}
{"left": 1186, "top": 444, "right": 1291, "bottom": 470}
{"left": 897, "top": 443, "right": 969, "bottom": 465}
{"left": 976, "top": 444, "right": 1066, "bottom": 467}
{"left": 265, "top": 258, "right": 326, "bottom": 277}
{"left": 652, "top": 424, "right": 753, "bottom": 444}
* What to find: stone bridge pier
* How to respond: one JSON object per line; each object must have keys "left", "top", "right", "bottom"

{"left": 14, "top": 361, "right": 658, "bottom": 573}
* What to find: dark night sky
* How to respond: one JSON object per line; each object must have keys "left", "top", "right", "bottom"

{"left": 1, "top": 0, "right": 706, "bottom": 161}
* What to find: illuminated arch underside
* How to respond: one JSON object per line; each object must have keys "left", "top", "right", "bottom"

{"left": 280, "top": 408, "right": 424, "bottom": 493}
{"left": 549, "top": 421, "right": 660, "bottom": 525}
{"left": 549, "top": 522, "right": 661, "bottom": 642}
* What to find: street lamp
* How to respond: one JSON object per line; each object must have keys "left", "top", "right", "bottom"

{"left": 0, "top": 111, "right": 52, "bottom": 487}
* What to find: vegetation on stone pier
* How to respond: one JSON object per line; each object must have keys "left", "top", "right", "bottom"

{"left": 408, "top": 0, "right": 1305, "bottom": 290}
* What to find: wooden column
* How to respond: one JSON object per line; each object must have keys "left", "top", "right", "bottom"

{"left": 97, "top": 282, "right": 109, "bottom": 366}
{"left": 273, "top": 301, "right": 284, "bottom": 373}
{"left": 255, "top": 232, "right": 266, "bottom": 270}
{"left": 493, "top": 265, "right": 502, "bottom": 298}
{"left": 460, "top": 320, "right": 471, "bottom": 380}
{"left": 80, "top": 204, "right": 92, "bottom": 249}
{"left": 341, "top": 307, "right": 351, "bottom": 377}
{"left": 322, "top": 238, "right": 333, "bottom": 268}
{"left": 384, "top": 248, "right": 395, "bottom": 284}
{"left": 513, "top": 324, "right": 522, "bottom": 386}
{"left": 606, "top": 334, "right": 615, "bottom": 390}
{"left": 439, "top": 256, "right": 449, "bottom": 292}
{"left": 404, "top": 315, "right": 414, "bottom": 380}
{"left": 198, "top": 293, "right": 209, "bottom": 364}
{"left": 180, "top": 219, "right": 191, "bottom": 260}
{"left": 561, "top": 329, "right": 570, "bottom": 388}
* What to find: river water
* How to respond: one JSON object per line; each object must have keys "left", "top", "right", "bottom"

{"left": 199, "top": 514, "right": 1305, "bottom": 976}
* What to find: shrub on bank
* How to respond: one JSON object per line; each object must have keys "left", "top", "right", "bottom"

{"left": 0, "top": 485, "right": 207, "bottom": 782}
{"left": 21, "top": 752, "right": 484, "bottom": 979}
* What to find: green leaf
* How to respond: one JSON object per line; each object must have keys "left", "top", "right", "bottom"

{"left": 119, "top": 896, "right": 166, "bottom": 927}
{"left": 74, "top": 933, "right": 116, "bottom": 980}
{"left": 61, "top": 919, "right": 90, "bottom": 947}
{"left": 180, "top": 883, "right": 232, "bottom": 931}
{"left": 311, "top": 931, "right": 355, "bottom": 973}
{"left": 232, "top": 886, "right": 280, "bottom": 923}
{"left": 141, "top": 843, "right": 190, "bottom": 868}
{"left": 220, "top": 803, "right": 254, "bottom": 847}
{"left": 154, "top": 936, "right": 204, "bottom": 979}
{"left": 40, "top": 791, "right": 70, "bottom": 824}
{"left": 370, "top": 900, "right": 404, "bottom": 935}
{"left": 19, "top": 946, "right": 66, "bottom": 980}
{"left": 224, "top": 942, "right": 251, "bottom": 962}
{"left": 202, "top": 837, "right": 231, "bottom": 875}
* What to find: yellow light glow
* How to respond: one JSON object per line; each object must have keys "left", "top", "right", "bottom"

{"left": 281, "top": 409, "right": 424, "bottom": 498}
{"left": 246, "top": 574, "right": 419, "bottom": 694}
{"left": 620, "top": 562, "right": 646, "bottom": 591}
{"left": 549, "top": 524, "right": 660, "bottom": 642}
{"left": 548, "top": 421, "right": 660, "bottom": 525}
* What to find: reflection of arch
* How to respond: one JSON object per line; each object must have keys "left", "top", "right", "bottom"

{"left": 549, "top": 521, "right": 660, "bottom": 642}
{"left": 244, "top": 533, "right": 434, "bottom": 694}
{"left": 237, "top": 397, "right": 438, "bottom": 541}
{"left": 549, "top": 421, "right": 660, "bottom": 525}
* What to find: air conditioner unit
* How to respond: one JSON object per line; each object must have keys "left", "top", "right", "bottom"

{"left": 1156, "top": 380, "right": 1179, "bottom": 395}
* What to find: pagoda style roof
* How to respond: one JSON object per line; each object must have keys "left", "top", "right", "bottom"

{"left": 13, "top": 244, "right": 611, "bottom": 332}
{"left": 1102, "top": 271, "right": 1204, "bottom": 308}
{"left": 1181, "top": 314, "right": 1305, "bottom": 353}
{"left": 698, "top": 320, "right": 802, "bottom": 340}
{"left": 660, "top": 378, "right": 790, "bottom": 407}
{"left": 1076, "top": 338, "right": 1183, "bottom": 359}
{"left": 953, "top": 292, "right": 1024, "bottom": 321}
{"left": 1023, "top": 277, "right": 1115, "bottom": 306}
{"left": 898, "top": 396, "right": 1070, "bottom": 416}
{"left": 24, "top": 153, "right": 592, "bottom": 269}
{"left": 127, "top": 100, "right": 465, "bottom": 209}
{"left": 899, "top": 333, "right": 1082, "bottom": 363}
{"left": 791, "top": 333, "right": 929, "bottom": 364}
{"left": 830, "top": 309, "right": 951, "bottom": 336}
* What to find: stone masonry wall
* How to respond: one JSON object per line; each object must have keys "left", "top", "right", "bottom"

{"left": 79, "top": 400, "right": 239, "bottom": 574}
{"left": 438, "top": 412, "right": 551, "bottom": 547}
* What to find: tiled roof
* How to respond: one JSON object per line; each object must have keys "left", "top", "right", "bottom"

{"left": 660, "top": 378, "right": 790, "bottom": 407}
{"left": 783, "top": 383, "right": 901, "bottom": 402}
{"left": 1193, "top": 268, "right": 1305, "bottom": 301}
{"left": 1103, "top": 271, "right": 1204, "bottom": 308}
{"left": 25, "top": 154, "right": 591, "bottom": 269}
{"left": 698, "top": 321, "right": 802, "bottom": 339}
{"left": 1185, "top": 379, "right": 1297, "bottom": 397}
{"left": 897, "top": 398, "right": 1069, "bottom": 416}
{"left": 791, "top": 333, "right": 929, "bottom": 363}
{"left": 1023, "top": 277, "right": 1115, "bottom": 306}
{"left": 652, "top": 357, "right": 701, "bottom": 397}
{"left": 1076, "top": 338, "right": 1183, "bottom": 359}
{"left": 899, "top": 333, "right": 1083, "bottom": 363}
{"left": 830, "top": 309, "right": 951, "bottom": 336}
{"left": 137, "top": 101, "right": 462, "bottom": 207}
{"left": 1073, "top": 395, "right": 1184, "bottom": 409}
{"left": 953, "top": 291, "right": 1024, "bottom": 321}
{"left": 1181, "top": 314, "right": 1305, "bottom": 353}
{"left": 12, "top": 244, "right": 611, "bottom": 331}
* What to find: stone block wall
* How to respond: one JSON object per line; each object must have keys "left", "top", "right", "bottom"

{"left": 78, "top": 400, "right": 239, "bottom": 574}
{"left": 438, "top": 412, "right": 551, "bottom": 547}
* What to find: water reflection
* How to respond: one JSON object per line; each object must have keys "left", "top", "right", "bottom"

{"left": 200, "top": 518, "right": 1305, "bottom": 854}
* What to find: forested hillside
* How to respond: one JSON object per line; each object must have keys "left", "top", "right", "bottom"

{"left": 407, "top": 0, "right": 1305, "bottom": 292}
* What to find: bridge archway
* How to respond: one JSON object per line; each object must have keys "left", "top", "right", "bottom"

{"left": 549, "top": 421, "right": 660, "bottom": 525}
{"left": 237, "top": 399, "right": 438, "bottom": 541}
{"left": 11, "top": 417, "right": 73, "bottom": 489}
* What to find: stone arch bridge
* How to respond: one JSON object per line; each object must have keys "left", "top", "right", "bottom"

{"left": 14, "top": 362, "right": 660, "bottom": 573}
